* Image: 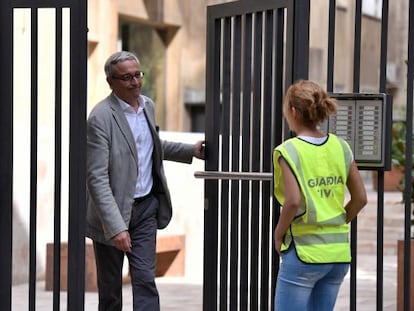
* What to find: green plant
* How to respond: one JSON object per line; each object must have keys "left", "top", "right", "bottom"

{"left": 391, "top": 120, "right": 414, "bottom": 226}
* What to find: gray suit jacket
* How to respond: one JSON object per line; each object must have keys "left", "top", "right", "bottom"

{"left": 86, "top": 93, "right": 195, "bottom": 244}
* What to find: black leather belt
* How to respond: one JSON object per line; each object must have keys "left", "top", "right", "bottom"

{"left": 133, "top": 192, "right": 152, "bottom": 205}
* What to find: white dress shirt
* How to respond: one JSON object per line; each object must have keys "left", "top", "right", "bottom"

{"left": 115, "top": 94, "right": 154, "bottom": 198}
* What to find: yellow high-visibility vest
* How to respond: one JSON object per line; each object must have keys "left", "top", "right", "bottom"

{"left": 273, "top": 134, "right": 353, "bottom": 263}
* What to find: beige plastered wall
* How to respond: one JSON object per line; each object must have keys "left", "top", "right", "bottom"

{"left": 87, "top": 0, "right": 223, "bottom": 131}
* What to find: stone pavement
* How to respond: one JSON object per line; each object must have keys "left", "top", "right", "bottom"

{"left": 10, "top": 255, "right": 398, "bottom": 310}
{"left": 11, "top": 278, "right": 203, "bottom": 310}
{"left": 12, "top": 175, "right": 406, "bottom": 310}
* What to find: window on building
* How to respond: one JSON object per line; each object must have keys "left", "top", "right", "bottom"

{"left": 118, "top": 20, "right": 167, "bottom": 128}
{"left": 185, "top": 103, "right": 205, "bottom": 133}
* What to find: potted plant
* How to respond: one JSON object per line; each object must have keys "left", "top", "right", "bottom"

{"left": 372, "top": 121, "right": 405, "bottom": 191}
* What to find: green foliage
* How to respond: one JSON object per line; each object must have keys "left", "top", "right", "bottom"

{"left": 391, "top": 121, "right": 414, "bottom": 225}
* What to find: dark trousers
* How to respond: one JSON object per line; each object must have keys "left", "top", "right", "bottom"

{"left": 93, "top": 195, "right": 159, "bottom": 311}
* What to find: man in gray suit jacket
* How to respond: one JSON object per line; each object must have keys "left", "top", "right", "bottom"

{"left": 86, "top": 51, "right": 204, "bottom": 311}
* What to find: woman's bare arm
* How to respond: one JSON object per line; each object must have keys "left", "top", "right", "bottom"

{"left": 274, "top": 157, "right": 302, "bottom": 254}
{"left": 345, "top": 161, "right": 368, "bottom": 223}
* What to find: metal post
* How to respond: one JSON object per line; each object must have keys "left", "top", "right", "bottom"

{"left": 0, "top": 0, "right": 13, "bottom": 309}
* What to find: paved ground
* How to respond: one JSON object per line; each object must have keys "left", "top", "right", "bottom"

{"left": 10, "top": 255, "right": 398, "bottom": 310}
{"left": 12, "top": 176, "right": 409, "bottom": 310}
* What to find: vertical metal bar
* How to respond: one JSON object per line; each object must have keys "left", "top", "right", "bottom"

{"left": 284, "top": 4, "right": 295, "bottom": 90}
{"left": 240, "top": 12, "right": 252, "bottom": 311}
{"left": 327, "top": 0, "right": 336, "bottom": 92}
{"left": 250, "top": 11, "right": 263, "bottom": 310}
{"left": 53, "top": 7, "right": 63, "bottom": 311}
{"left": 292, "top": 0, "right": 310, "bottom": 81}
{"left": 0, "top": 0, "right": 13, "bottom": 310}
{"left": 204, "top": 9, "right": 221, "bottom": 310}
{"left": 67, "top": 0, "right": 87, "bottom": 309}
{"left": 375, "top": 1, "right": 390, "bottom": 310}
{"left": 29, "top": 8, "right": 39, "bottom": 311}
{"left": 219, "top": 16, "right": 231, "bottom": 311}
{"left": 375, "top": 171, "right": 385, "bottom": 311}
{"left": 403, "top": 1, "right": 414, "bottom": 310}
{"left": 353, "top": 0, "right": 362, "bottom": 92}
{"left": 350, "top": 2, "right": 362, "bottom": 310}
{"left": 379, "top": 0, "right": 389, "bottom": 94}
{"left": 274, "top": 7, "right": 285, "bottom": 154}
{"left": 271, "top": 8, "right": 286, "bottom": 311}
{"left": 286, "top": 0, "right": 309, "bottom": 141}
{"left": 260, "top": 9, "right": 274, "bottom": 310}
{"left": 230, "top": 14, "right": 242, "bottom": 310}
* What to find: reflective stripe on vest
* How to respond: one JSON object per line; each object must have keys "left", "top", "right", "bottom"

{"left": 273, "top": 134, "right": 353, "bottom": 263}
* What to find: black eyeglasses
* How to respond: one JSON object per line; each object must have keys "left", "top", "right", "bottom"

{"left": 111, "top": 71, "right": 145, "bottom": 81}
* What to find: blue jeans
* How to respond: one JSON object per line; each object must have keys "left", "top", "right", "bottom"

{"left": 274, "top": 246, "right": 349, "bottom": 311}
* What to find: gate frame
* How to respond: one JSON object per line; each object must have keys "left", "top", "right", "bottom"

{"left": 0, "top": 1, "right": 87, "bottom": 310}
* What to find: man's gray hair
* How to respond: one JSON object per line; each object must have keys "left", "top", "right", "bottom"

{"left": 104, "top": 51, "right": 140, "bottom": 77}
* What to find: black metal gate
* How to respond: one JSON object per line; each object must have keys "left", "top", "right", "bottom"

{"left": 202, "top": 1, "right": 295, "bottom": 310}
{"left": 202, "top": 0, "right": 413, "bottom": 310}
{"left": 0, "top": 0, "right": 87, "bottom": 310}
